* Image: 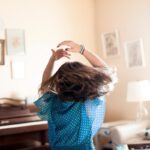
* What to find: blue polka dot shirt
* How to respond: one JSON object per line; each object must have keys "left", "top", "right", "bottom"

{"left": 34, "top": 92, "right": 105, "bottom": 150}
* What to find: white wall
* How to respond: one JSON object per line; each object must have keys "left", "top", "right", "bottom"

{"left": 95, "top": 0, "right": 150, "bottom": 121}
{"left": 0, "top": 0, "right": 97, "bottom": 102}
{"left": 2, "top": 0, "right": 150, "bottom": 121}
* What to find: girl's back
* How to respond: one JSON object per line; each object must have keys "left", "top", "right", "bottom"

{"left": 34, "top": 92, "right": 105, "bottom": 150}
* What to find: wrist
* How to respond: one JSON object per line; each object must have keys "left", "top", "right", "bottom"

{"left": 50, "top": 55, "right": 56, "bottom": 61}
{"left": 79, "top": 44, "right": 85, "bottom": 55}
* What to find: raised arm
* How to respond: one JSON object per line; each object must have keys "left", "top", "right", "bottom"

{"left": 57, "top": 41, "right": 108, "bottom": 68}
{"left": 81, "top": 48, "right": 108, "bottom": 68}
{"left": 40, "top": 49, "right": 70, "bottom": 92}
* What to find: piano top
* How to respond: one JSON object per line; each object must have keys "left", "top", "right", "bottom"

{"left": 0, "top": 120, "right": 48, "bottom": 136}
{"left": 0, "top": 120, "right": 48, "bottom": 130}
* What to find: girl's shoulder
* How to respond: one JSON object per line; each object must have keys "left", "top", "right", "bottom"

{"left": 85, "top": 96, "right": 105, "bottom": 106}
{"left": 34, "top": 91, "right": 58, "bottom": 120}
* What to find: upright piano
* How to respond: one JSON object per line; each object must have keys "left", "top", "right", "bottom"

{"left": 0, "top": 98, "right": 49, "bottom": 150}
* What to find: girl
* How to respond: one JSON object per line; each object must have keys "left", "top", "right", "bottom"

{"left": 34, "top": 41, "right": 117, "bottom": 150}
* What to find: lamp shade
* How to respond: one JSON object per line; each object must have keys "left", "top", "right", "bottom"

{"left": 127, "top": 80, "right": 150, "bottom": 102}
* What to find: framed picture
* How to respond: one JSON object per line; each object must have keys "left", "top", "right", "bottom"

{"left": 101, "top": 30, "right": 120, "bottom": 58}
{"left": 5, "top": 29, "right": 25, "bottom": 55}
{"left": 0, "top": 39, "right": 5, "bottom": 65}
{"left": 11, "top": 60, "right": 25, "bottom": 79}
{"left": 124, "top": 39, "right": 145, "bottom": 68}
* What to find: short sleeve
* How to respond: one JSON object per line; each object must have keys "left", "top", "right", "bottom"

{"left": 34, "top": 92, "right": 56, "bottom": 120}
{"left": 84, "top": 97, "right": 106, "bottom": 136}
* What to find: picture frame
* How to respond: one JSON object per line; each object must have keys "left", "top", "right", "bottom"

{"left": 101, "top": 29, "right": 120, "bottom": 58}
{"left": 5, "top": 29, "right": 25, "bottom": 55}
{"left": 0, "top": 39, "right": 5, "bottom": 65}
{"left": 11, "top": 60, "right": 25, "bottom": 79}
{"left": 124, "top": 39, "right": 145, "bottom": 68}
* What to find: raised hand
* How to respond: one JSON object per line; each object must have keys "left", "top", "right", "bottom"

{"left": 51, "top": 49, "right": 70, "bottom": 61}
{"left": 57, "top": 41, "right": 80, "bottom": 53}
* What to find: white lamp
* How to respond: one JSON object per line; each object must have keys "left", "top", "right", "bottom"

{"left": 127, "top": 80, "right": 150, "bottom": 121}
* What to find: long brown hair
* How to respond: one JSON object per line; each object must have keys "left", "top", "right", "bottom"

{"left": 39, "top": 62, "right": 112, "bottom": 102}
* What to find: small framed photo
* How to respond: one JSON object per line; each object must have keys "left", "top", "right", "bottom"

{"left": 11, "top": 60, "right": 25, "bottom": 79}
{"left": 0, "top": 39, "right": 5, "bottom": 65}
{"left": 5, "top": 29, "right": 25, "bottom": 55}
{"left": 101, "top": 29, "right": 120, "bottom": 58}
{"left": 124, "top": 39, "right": 145, "bottom": 68}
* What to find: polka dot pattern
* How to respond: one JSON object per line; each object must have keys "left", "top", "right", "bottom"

{"left": 34, "top": 92, "right": 105, "bottom": 150}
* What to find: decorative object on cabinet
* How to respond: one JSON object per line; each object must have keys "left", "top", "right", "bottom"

{"left": 5, "top": 29, "right": 25, "bottom": 55}
{"left": 0, "top": 39, "right": 4, "bottom": 65}
{"left": 101, "top": 29, "right": 120, "bottom": 58}
{"left": 124, "top": 39, "right": 145, "bottom": 68}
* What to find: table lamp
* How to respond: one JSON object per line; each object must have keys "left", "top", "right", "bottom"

{"left": 127, "top": 80, "right": 150, "bottom": 121}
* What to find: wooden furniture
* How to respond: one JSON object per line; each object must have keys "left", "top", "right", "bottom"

{"left": 0, "top": 98, "right": 49, "bottom": 150}
{"left": 0, "top": 121, "right": 48, "bottom": 147}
